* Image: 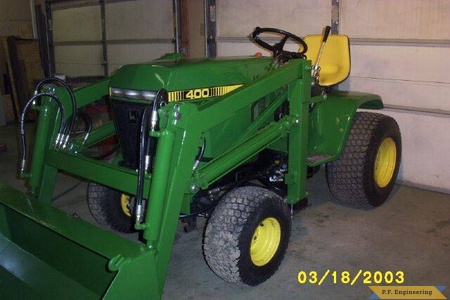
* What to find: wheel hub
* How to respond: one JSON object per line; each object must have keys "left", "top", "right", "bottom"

{"left": 250, "top": 217, "right": 281, "bottom": 266}
{"left": 374, "top": 137, "right": 397, "bottom": 188}
{"left": 120, "top": 194, "right": 132, "bottom": 217}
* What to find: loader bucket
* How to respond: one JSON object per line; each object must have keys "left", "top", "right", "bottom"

{"left": 0, "top": 183, "right": 160, "bottom": 299}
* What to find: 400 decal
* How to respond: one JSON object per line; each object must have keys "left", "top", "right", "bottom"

{"left": 168, "top": 84, "right": 242, "bottom": 102}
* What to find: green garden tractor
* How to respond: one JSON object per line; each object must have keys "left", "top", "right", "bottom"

{"left": 0, "top": 27, "right": 401, "bottom": 298}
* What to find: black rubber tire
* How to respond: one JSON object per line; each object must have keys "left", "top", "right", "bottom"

{"left": 87, "top": 182, "right": 135, "bottom": 233}
{"left": 326, "top": 112, "right": 402, "bottom": 208}
{"left": 203, "top": 186, "right": 291, "bottom": 286}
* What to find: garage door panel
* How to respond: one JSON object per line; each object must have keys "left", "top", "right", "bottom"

{"left": 53, "top": 6, "right": 102, "bottom": 42}
{"left": 349, "top": 45, "right": 450, "bottom": 84}
{"left": 106, "top": 0, "right": 173, "bottom": 40}
{"left": 377, "top": 110, "right": 450, "bottom": 192}
{"left": 55, "top": 45, "right": 104, "bottom": 77}
{"left": 217, "top": 0, "right": 330, "bottom": 38}
{"left": 341, "top": 0, "right": 450, "bottom": 40}
{"left": 342, "top": 77, "right": 450, "bottom": 112}
{"left": 107, "top": 43, "right": 173, "bottom": 70}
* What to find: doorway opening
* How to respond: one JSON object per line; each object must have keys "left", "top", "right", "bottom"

{"left": 174, "top": 0, "right": 216, "bottom": 58}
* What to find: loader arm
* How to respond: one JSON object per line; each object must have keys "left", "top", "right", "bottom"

{"left": 0, "top": 58, "right": 312, "bottom": 299}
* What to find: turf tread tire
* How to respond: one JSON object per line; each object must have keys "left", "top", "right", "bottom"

{"left": 326, "top": 112, "right": 401, "bottom": 208}
{"left": 87, "top": 182, "right": 135, "bottom": 233}
{"left": 203, "top": 186, "right": 291, "bottom": 286}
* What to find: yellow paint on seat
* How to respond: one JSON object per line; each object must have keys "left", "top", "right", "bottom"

{"left": 303, "top": 34, "right": 351, "bottom": 86}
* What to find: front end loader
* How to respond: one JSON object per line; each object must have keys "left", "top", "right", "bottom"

{"left": 0, "top": 27, "right": 401, "bottom": 298}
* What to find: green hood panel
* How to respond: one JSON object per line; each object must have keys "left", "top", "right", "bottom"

{"left": 109, "top": 56, "right": 274, "bottom": 92}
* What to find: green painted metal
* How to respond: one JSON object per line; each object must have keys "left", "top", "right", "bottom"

{"left": 46, "top": 151, "right": 150, "bottom": 196}
{"left": 109, "top": 57, "right": 274, "bottom": 92}
{"left": 194, "top": 115, "right": 296, "bottom": 189}
{"left": 285, "top": 67, "right": 311, "bottom": 204}
{"left": 0, "top": 48, "right": 385, "bottom": 299}
{"left": 0, "top": 183, "right": 158, "bottom": 299}
{"left": 26, "top": 98, "right": 58, "bottom": 197}
{"left": 307, "top": 90, "right": 383, "bottom": 166}
{"left": 56, "top": 79, "right": 110, "bottom": 115}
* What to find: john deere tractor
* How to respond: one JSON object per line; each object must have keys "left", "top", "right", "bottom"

{"left": 0, "top": 26, "right": 401, "bottom": 298}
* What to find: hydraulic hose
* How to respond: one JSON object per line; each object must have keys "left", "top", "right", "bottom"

{"left": 35, "top": 77, "right": 77, "bottom": 145}
{"left": 146, "top": 88, "right": 167, "bottom": 170}
{"left": 20, "top": 92, "right": 66, "bottom": 174}
{"left": 193, "top": 139, "right": 206, "bottom": 170}
{"left": 135, "top": 106, "right": 151, "bottom": 224}
{"left": 135, "top": 89, "right": 168, "bottom": 224}
{"left": 75, "top": 111, "right": 93, "bottom": 145}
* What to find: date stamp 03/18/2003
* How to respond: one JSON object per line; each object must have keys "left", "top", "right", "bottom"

{"left": 297, "top": 270, "right": 447, "bottom": 299}
{"left": 297, "top": 270, "right": 405, "bottom": 286}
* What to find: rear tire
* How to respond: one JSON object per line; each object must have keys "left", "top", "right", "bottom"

{"left": 203, "top": 186, "right": 291, "bottom": 286}
{"left": 326, "top": 112, "right": 401, "bottom": 208}
{"left": 87, "top": 182, "right": 135, "bottom": 233}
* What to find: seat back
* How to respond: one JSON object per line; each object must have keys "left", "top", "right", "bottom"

{"left": 304, "top": 34, "right": 351, "bottom": 86}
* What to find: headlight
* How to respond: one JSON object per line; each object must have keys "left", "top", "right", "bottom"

{"left": 109, "top": 87, "right": 157, "bottom": 101}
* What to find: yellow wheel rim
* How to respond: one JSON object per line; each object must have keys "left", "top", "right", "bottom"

{"left": 120, "top": 194, "right": 132, "bottom": 217}
{"left": 374, "top": 138, "right": 397, "bottom": 188}
{"left": 250, "top": 217, "right": 281, "bottom": 267}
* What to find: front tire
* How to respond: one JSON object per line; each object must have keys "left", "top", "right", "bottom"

{"left": 203, "top": 186, "right": 291, "bottom": 286}
{"left": 326, "top": 112, "right": 401, "bottom": 208}
{"left": 87, "top": 182, "right": 135, "bottom": 233}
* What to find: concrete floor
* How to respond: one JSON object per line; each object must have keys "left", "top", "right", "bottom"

{"left": 0, "top": 123, "right": 449, "bottom": 299}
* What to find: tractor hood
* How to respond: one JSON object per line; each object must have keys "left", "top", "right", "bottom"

{"left": 107, "top": 55, "right": 274, "bottom": 169}
{"left": 109, "top": 56, "right": 274, "bottom": 96}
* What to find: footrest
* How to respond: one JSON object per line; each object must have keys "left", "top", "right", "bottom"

{"left": 307, "top": 153, "right": 333, "bottom": 165}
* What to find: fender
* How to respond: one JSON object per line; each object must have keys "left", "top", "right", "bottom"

{"left": 307, "top": 91, "right": 383, "bottom": 166}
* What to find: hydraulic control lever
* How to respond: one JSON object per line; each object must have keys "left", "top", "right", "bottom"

{"left": 312, "top": 26, "right": 331, "bottom": 84}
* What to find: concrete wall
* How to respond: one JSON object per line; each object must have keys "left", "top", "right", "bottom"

{"left": 214, "top": 0, "right": 450, "bottom": 192}
{"left": 52, "top": 0, "right": 173, "bottom": 76}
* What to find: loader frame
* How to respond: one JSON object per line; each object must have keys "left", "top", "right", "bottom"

{"left": 1, "top": 57, "right": 382, "bottom": 298}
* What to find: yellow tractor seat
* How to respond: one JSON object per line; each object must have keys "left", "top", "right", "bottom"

{"left": 303, "top": 34, "right": 351, "bottom": 87}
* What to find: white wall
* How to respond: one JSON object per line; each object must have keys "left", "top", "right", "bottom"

{"left": 340, "top": 0, "right": 450, "bottom": 192}
{"left": 340, "top": 0, "right": 449, "bottom": 40}
{"left": 215, "top": 0, "right": 450, "bottom": 192}
{"left": 378, "top": 110, "right": 450, "bottom": 193}
{"left": 52, "top": 0, "right": 173, "bottom": 77}
{"left": 216, "top": 0, "right": 330, "bottom": 56}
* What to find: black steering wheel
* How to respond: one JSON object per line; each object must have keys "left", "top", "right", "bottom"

{"left": 251, "top": 27, "right": 308, "bottom": 60}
